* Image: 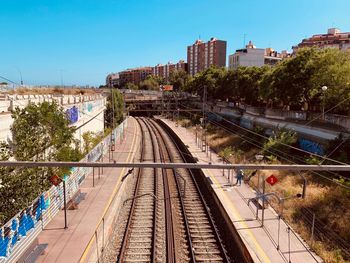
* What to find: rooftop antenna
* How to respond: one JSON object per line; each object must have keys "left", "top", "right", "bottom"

{"left": 243, "top": 34, "right": 247, "bottom": 47}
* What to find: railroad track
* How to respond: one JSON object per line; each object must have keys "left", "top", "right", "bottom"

{"left": 117, "top": 117, "right": 231, "bottom": 263}
{"left": 148, "top": 118, "right": 230, "bottom": 263}
{"left": 117, "top": 118, "right": 160, "bottom": 262}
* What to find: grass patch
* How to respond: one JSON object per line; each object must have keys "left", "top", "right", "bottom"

{"left": 177, "top": 116, "right": 350, "bottom": 263}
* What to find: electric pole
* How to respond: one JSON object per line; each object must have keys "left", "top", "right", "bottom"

{"left": 202, "top": 85, "right": 207, "bottom": 152}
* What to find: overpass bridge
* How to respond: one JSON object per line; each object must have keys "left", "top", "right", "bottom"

{"left": 120, "top": 89, "right": 199, "bottom": 116}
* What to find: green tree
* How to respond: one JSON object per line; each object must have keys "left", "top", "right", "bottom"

{"left": 11, "top": 101, "right": 76, "bottom": 161}
{"left": 124, "top": 82, "right": 139, "bottom": 90}
{"left": 218, "top": 146, "right": 234, "bottom": 162}
{"left": 235, "top": 66, "right": 270, "bottom": 106}
{"left": 263, "top": 127, "right": 297, "bottom": 160}
{"left": 0, "top": 101, "right": 80, "bottom": 224}
{"left": 105, "top": 89, "right": 124, "bottom": 129}
{"left": 186, "top": 67, "right": 226, "bottom": 100}
{"left": 309, "top": 48, "right": 350, "bottom": 114}
{"left": 139, "top": 75, "right": 160, "bottom": 90}
{"left": 148, "top": 74, "right": 165, "bottom": 85}
{"left": 82, "top": 131, "right": 104, "bottom": 154}
{"left": 169, "top": 70, "right": 191, "bottom": 91}
{"left": 262, "top": 48, "right": 320, "bottom": 109}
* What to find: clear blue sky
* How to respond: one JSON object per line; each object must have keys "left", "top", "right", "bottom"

{"left": 1, "top": 0, "right": 350, "bottom": 86}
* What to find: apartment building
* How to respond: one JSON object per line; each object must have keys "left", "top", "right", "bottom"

{"left": 106, "top": 73, "right": 119, "bottom": 87}
{"left": 228, "top": 41, "right": 289, "bottom": 69}
{"left": 119, "top": 67, "right": 153, "bottom": 86}
{"left": 293, "top": 28, "right": 350, "bottom": 52}
{"left": 152, "top": 60, "right": 187, "bottom": 81}
{"left": 187, "top": 37, "right": 227, "bottom": 76}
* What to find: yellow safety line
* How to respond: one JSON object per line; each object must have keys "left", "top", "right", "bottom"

{"left": 206, "top": 169, "right": 271, "bottom": 263}
{"left": 79, "top": 118, "right": 138, "bottom": 262}
{"left": 190, "top": 146, "right": 271, "bottom": 263}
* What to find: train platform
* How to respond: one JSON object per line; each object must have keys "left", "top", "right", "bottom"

{"left": 33, "top": 117, "right": 140, "bottom": 263}
{"left": 160, "top": 117, "right": 322, "bottom": 263}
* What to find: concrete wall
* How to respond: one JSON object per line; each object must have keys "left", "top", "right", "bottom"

{"left": 212, "top": 103, "right": 350, "bottom": 132}
{"left": 208, "top": 102, "right": 346, "bottom": 155}
{"left": 0, "top": 94, "right": 106, "bottom": 144}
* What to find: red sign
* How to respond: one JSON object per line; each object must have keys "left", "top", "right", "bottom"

{"left": 266, "top": 175, "right": 278, "bottom": 186}
{"left": 49, "top": 175, "right": 62, "bottom": 186}
{"left": 162, "top": 85, "right": 173, "bottom": 91}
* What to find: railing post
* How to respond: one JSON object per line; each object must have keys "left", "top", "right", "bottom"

{"left": 63, "top": 180, "right": 68, "bottom": 229}
{"left": 261, "top": 175, "right": 266, "bottom": 227}
{"left": 311, "top": 213, "right": 315, "bottom": 243}
{"left": 256, "top": 173, "right": 260, "bottom": 220}
{"left": 93, "top": 167, "right": 95, "bottom": 187}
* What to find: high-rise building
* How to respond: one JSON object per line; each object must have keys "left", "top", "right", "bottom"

{"left": 119, "top": 67, "right": 153, "bottom": 86}
{"left": 187, "top": 37, "right": 227, "bottom": 76}
{"left": 293, "top": 28, "right": 350, "bottom": 52}
{"left": 228, "top": 41, "right": 290, "bottom": 69}
{"left": 152, "top": 60, "right": 187, "bottom": 81}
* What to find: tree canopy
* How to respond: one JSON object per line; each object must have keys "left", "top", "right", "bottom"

{"left": 169, "top": 70, "right": 191, "bottom": 91}
{"left": 124, "top": 82, "right": 139, "bottom": 90}
{"left": 139, "top": 75, "right": 161, "bottom": 90}
{"left": 105, "top": 89, "right": 124, "bottom": 129}
{"left": 183, "top": 47, "right": 350, "bottom": 115}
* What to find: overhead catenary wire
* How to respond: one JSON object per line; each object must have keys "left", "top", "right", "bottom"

{"left": 208, "top": 118, "right": 350, "bottom": 189}
{"left": 180, "top": 103, "right": 349, "bottom": 166}
{"left": 178, "top": 108, "right": 350, "bottom": 190}
{"left": 0, "top": 75, "right": 20, "bottom": 85}
{"left": 181, "top": 106, "right": 350, "bottom": 182}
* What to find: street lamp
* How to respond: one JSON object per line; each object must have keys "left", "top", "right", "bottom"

{"left": 321, "top": 86, "right": 328, "bottom": 120}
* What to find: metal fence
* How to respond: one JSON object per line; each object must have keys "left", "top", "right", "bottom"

{"left": 299, "top": 207, "right": 350, "bottom": 260}
{"left": 0, "top": 118, "right": 128, "bottom": 262}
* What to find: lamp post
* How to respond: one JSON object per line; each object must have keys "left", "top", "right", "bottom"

{"left": 321, "top": 86, "right": 328, "bottom": 120}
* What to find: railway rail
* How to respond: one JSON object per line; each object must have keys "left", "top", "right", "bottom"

{"left": 117, "top": 118, "right": 159, "bottom": 262}
{"left": 116, "top": 117, "right": 234, "bottom": 262}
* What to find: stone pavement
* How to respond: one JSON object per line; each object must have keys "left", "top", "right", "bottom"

{"left": 34, "top": 117, "right": 140, "bottom": 263}
{"left": 160, "top": 117, "right": 323, "bottom": 263}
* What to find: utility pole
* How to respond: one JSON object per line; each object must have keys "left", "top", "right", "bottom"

{"left": 161, "top": 86, "right": 164, "bottom": 116}
{"left": 15, "top": 67, "right": 23, "bottom": 86}
{"left": 111, "top": 89, "right": 115, "bottom": 159}
{"left": 175, "top": 93, "right": 179, "bottom": 127}
{"left": 202, "top": 85, "right": 207, "bottom": 152}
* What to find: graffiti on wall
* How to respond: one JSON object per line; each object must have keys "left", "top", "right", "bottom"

{"left": 66, "top": 106, "right": 79, "bottom": 124}
{"left": 240, "top": 118, "right": 253, "bottom": 130}
{"left": 299, "top": 138, "right": 324, "bottom": 155}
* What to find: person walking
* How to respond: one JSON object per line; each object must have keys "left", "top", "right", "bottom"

{"left": 235, "top": 169, "right": 244, "bottom": 186}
